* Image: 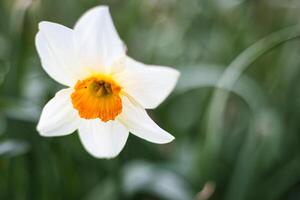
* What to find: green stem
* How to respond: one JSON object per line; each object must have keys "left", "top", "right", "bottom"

{"left": 202, "top": 25, "right": 300, "bottom": 178}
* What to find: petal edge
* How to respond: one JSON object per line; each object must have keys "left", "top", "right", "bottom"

{"left": 74, "top": 6, "right": 126, "bottom": 71}
{"left": 36, "top": 22, "right": 79, "bottom": 86}
{"left": 118, "top": 96, "right": 175, "bottom": 144}
{"left": 78, "top": 120, "right": 129, "bottom": 158}
{"left": 115, "top": 57, "right": 180, "bottom": 109}
{"left": 37, "top": 88, "right": 80, "bottom": 137}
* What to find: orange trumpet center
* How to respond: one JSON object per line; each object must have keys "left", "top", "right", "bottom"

{"left": 71, "top": 75, "right": 122, "bottom": 122}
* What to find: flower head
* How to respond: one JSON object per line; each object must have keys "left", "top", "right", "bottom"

{"left": 36, "top": 6, "right": 180, "bottom": 158}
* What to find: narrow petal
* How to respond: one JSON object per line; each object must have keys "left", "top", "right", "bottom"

{"left": 74, "top": 6, "right": 126, "bottom": 72}
{"left": 118, "top": 96, "right": 175, "bottom": 144}
{"left": 37, "top": 88, "right": 80, "bottom": 137}
{"left": 114, "top": 57, "right": 180, "bottom": 109}
{"left": 78, "top": 120, "right": 129, "bottom": 158}
{"left": 36, "top": 22, "right": 81, "bottom": 86}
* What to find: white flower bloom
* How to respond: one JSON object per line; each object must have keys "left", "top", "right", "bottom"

{"left": 35, "top": 6, "right": 180, "bottom": 158}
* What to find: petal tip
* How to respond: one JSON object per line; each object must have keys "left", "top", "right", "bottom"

{"left": 38, "top": 21, "right": 52, "bottom": 30}
{"left": 78, "top": 120, "right": 128, "bottom": 159}
{"left": 90, "top": 5, "right": 110, "bottom": 12}
{"left": 94, "top": 5, "right": 109, "bottom": 10}
{"left": 174, "top": 69, "right": 181, "bottom": 79}
{"left": 85, "top": 149, "right": 121, "bottom": 159}
{"left": 36, "top": 125, "right": 43, "bottom": 135}
{"left": 160, "top": 134, "right": 175, "bottom": 144}
{"left": 168, "top": 67, "right": 181, "bottom": 81}
{"left": 36, "top": 120, "right": 47, "bottom": 136}
{"left": 79, "top": 5, "right": 110, "bottom": 21}
{"left": 36, "top": 126, "right": 50, "bottom": 137}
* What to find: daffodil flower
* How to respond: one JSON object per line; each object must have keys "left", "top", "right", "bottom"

{"left": 35, "top": 6, "right": 180, "bottom": 158}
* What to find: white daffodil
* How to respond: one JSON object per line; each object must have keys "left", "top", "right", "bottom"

{"left": 35, "top": 6, "right": 180, "bottom": 158}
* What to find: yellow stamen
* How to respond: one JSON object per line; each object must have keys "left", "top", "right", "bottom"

{"left": 71, "top": 75, "right": 122, "bottom": 122}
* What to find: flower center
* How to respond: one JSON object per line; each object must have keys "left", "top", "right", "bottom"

{"left": 71, "top": 75, "right": 122, "bottom": 122}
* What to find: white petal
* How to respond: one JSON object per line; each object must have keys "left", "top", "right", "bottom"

{"left": 114, "top": 57, "right": 180, "bottom": 109}
{"left": 78, "top": 120, "right": 129, "bottom": 158}
{"left": 37, "top": 88, "right": 80, "bottom": 137}
{"left": 35, "top": 22, "right": 81, "bottom": 86}
{"left": 118, "top": 96, "right": 175, "bottom": 144}
{"left": 74, "top": 6, "right": 126, "bottom": 72}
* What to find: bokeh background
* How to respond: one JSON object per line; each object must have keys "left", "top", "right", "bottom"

{"left": 1, "top": 0, "right": 300, "bottom": 199}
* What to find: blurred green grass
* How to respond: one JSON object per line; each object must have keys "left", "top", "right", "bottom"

{"left": 1, "top": 0, "right": 300, "bottom": 200}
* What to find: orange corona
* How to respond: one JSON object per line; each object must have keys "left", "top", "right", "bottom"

{"left": 71, "top": 75, "right": 122, "bottom": 122}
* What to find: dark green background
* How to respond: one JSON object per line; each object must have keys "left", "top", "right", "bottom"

{"left": 1, "top": 0, "right": 300, "bottom": 199}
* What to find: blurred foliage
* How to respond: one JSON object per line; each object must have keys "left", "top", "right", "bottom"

{"left": 1, "top": 0, "right": 300, "bottom": 200}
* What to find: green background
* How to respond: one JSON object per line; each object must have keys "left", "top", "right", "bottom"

{"left": 1, "top": 0, "right": 300, "bottom": 199}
